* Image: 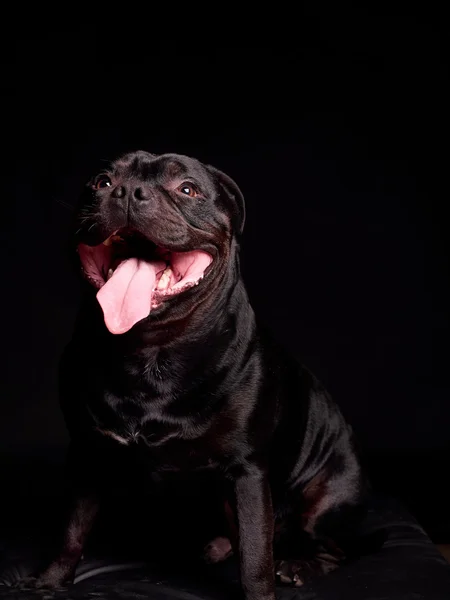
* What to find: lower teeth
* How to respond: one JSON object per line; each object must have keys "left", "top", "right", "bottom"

{"left": 156, "top": 266, "right": 172, "bottom": 290}
{"left": 107, "top": 268, "right": 114, "bottom": 281}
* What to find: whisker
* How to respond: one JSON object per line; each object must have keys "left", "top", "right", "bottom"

{"left": 54, "top": 198, "right": 74, "bottom": 212}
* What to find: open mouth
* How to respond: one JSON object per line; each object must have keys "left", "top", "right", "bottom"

{"left": 78, "top": 228, "right": 213, "bottom": 335}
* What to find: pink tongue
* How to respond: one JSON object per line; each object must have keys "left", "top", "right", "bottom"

{"left": 96, "top": 258, "right": 162, "bottom": 334}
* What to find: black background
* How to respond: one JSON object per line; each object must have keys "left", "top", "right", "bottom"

{"left": 1, "top": 13, "right": 449, "bottom": 540}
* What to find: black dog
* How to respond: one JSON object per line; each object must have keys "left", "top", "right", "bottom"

{"left": 34, "top": 151, "right": 371, "bottom": 599}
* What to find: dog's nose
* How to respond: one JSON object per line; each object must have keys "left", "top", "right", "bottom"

{"left": 132, "top": 186, "right": 149, "bottom": 201}
{"left": 111, "top": 186, "right": 125, "bottom": 199}
{"left": 111, "top": 184, "right": 149, "bottom": 202}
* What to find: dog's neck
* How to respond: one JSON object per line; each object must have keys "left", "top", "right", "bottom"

{"left": 73, "top": 253, "right": 257, "bottom": 428}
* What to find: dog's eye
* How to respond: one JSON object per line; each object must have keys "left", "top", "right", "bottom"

{"left": 177, "top": 183, "right": 199, "bottom": 198}
{"left": 94, "top": 175, "right": 112, "bottom": 190}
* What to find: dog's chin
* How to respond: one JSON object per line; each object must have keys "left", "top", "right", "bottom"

{"left": 77, "top": 227, "right": 213, "bottom": 335}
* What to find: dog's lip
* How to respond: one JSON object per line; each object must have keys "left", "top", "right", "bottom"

{"left": 78, "top": 227, "right": 218, "bottom": 260}
{"left": 76, "top": 226, "right": 216, "bottom": 293}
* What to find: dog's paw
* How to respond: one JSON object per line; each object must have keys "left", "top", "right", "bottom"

{"left": 275, "top": 552, "right": 341, "bottom": 587}
{"left": 34, "top": 570, "right": 70, "bottom": 593}
{"left": 12, "top": 575, "right": 40, "bottom": 592}
{"left": 10, "top": 576, "right": 64, "bottom": 597}
{"left": 275, "top": 560, "right": 305, "bottom": 587}
{"left": 203, "top": 536, "right": 233, "bottom": 564}
{"left": 11, "top": 569, "right": 70, "bottom": 595}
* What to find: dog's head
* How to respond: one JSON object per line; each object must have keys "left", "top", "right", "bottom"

{"left": 75, "top": 151, "right": 245, "bottom": 335}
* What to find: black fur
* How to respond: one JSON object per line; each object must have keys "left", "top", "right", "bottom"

{"left": 35, "top": 152, "right": 372, "bottom": 599}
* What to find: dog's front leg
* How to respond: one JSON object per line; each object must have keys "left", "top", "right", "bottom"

{"left": 34, "top": 491, "right": 99, "bottom": 589}
{"left": 235, "top": 471, "right": 275, "bottom": 600}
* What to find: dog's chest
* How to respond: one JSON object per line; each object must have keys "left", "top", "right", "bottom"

{"left": 93, "top": 414, "right": 223, "bottom": 472}
{"left": 87, "top": 356, "right": 229, "bottom": 471}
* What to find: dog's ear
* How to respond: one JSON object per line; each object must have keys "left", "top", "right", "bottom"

{"left": 207, "top": 166, "right": 246, "bottom": 236}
